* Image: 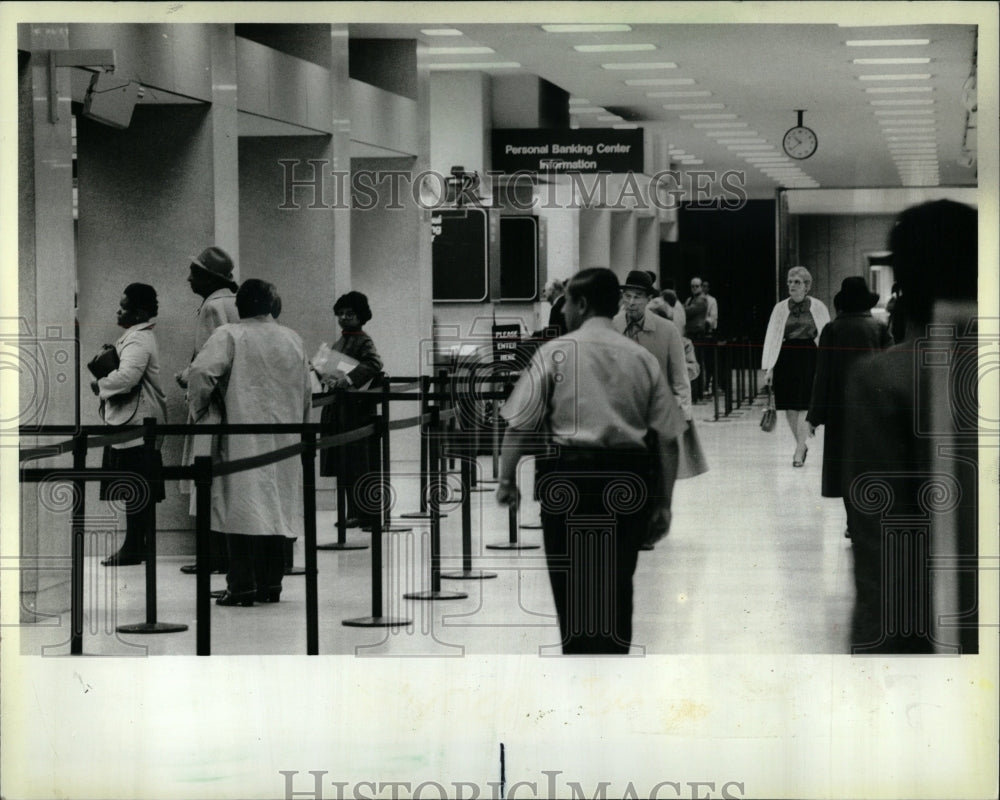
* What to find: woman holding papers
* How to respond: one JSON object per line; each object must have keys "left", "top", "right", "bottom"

{"left": 316, "top": 291, "right": 383, "bottom": 526}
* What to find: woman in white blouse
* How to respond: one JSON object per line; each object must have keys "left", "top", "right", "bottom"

{"left": 761, "top": 266, "right": 830, "bottom": 467}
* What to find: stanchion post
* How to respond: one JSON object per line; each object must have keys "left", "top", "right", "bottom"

{"left": 71, "top": 432, "right": 87, "bottom": 655}
{"left": 419, "top": 375, "right": 430, "bottom": 512}
{"left": 301, "top": 431, "right": 319, "bottom": 655}
{"left": 343, "top": 414, "right": 412, "bottom": 626}
{"left": 711, "top": 342, "right": 721, "bottom": 421}
{"left": 376, "top": 376, "right": 411, "bottom": 532}
{"left": 117, "top": 418, "right": 188, "bottom": 636}
{"left": 194, "top": 455, "right": 212, "bottom": 656}
{"left": 317, "top": 391, "right": 367, "bottom": 551}
{"left": 441, "top": 453, "right": 498, "bottom": 581}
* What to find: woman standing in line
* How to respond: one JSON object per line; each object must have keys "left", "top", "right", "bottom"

{"left": 92, "top": 283, "right": 168, "bottom": 566}
{"left": 317, "top": 291, "right": 383, "bottom": 526}
{"left": 761, "top": 266, "right": 830, "bottom": 467}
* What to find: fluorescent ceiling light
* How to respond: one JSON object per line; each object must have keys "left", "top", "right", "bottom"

{"left": 427, "top": 46, "right": 495, "bottom": 55}
{"left": 883, "top": 127, "right": 936, "bottom": 134}
{"left": 728, "top": 144, "right": 775, "bottom": 150}
{"left": 705, "top": 130, "right": 758, "bottom": 137}
{"left": 568, "top": 98, "right": 592, "bottom": 105}
{"left": 858, "top": 74, "right": 932, "bottom": 81}
{"left": 870, "top": 98, "right": 934, "bottom": 105}
{"left": 428, "top": 62, "right": 521, "bottom": 71}
{"left": 878, "top": 117, "right": 935, "bottom": 124}
{"left": 626, "top": 78, "right": 695, "bottom": 86}
{"left": 865, "top": 86, "right": 933, "bottom": 93}
{"left": 743, "top": 156, "right": 792, "bottom": 162}
{"left": 570, "top": 107, "right": 607, "bottom": 114}
{"left": 542, "top": 24, "right": 632, "bottom": 33}
{"left": 873, "top": 109, "right": 934, "bottom": 115}
{"left": 421, "top": 28, "right": 463, "bottom": 36}
{"left": 845, "top": 39, "right": 931, "bottom": 46}
{"left": 646, "top": 90, "right": 712, "bottom": 97}
{"left": 679, "top": 113, "right": 737, "bottom": 120}
{"left": 602, "top": 62, "right": 677, "bottom": 70}
{"left": 853, "top": 58, "right": 931, "bottom": 65}
{"left": 574, "top": 43, "right": 656, "bottom": 53}
{"left": 662, "top": 103, "right": 725, "bottom": 110}
{"left": 884, "top": 135, "right": 937, "bottom": 141}
{"left": 715, "top": 138, "right": 766, "bottom": 144}
{"left": 613, "top": 123, "right": 638, "bottom": 129}
{"left": 676, "top": 159, "right": 704, "bottom": 165}
{"left": 693, "top": 122, "right": 748, "bottom": 128}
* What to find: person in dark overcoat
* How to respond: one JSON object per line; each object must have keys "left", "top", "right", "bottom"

{"left": 807, "top": 277, "right": 891, "bottom": 537}
{"left": 317, "top": 291, "right": 383, "bottom": 526}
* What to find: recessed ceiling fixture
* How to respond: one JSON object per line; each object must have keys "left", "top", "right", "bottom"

{"left": 568, "top": 98, "right": 592, "bottom": 105}
{"left": 715, "top": 138, "right": 766, "bottom": 144}
{"left": 865, "top": 86, "right": 934, "bottom": 93}
{"left": 570, "top": 107, "right": 607, "bottom": 114}
{"left": 613, "top": 123, "right": 639, "bottom": 129}
{"left": 679, "top": 113, "right": 737, "bottom": 120}
{"left": 574, "top": 43, "right": 656, "bottom": 53}
{"left": 705, "top": 130, "right": 758, "bottom": 137}
{"left": 853, "top": 58, "right": 931, "bottom": 65}
{"left": 598, "top": 115, "right": 623, "bottom": 122}
{"left": 676, "top": 159, "right": 704, "bottom": 165}
{"left": 727, "top": 144, "right": 775, "bottom": 150}
{"left": 662, "top": 103, "right": 725, "bottom": 110}
{"left": 646, "top": 90, "right": 711, "bottom": 97}
{"left": 845, "top": 39, "right": 931, "bottom": 46}
{"left": 858, "top": 73, "right": 932, "bottom": 81}
{"left": 428, "top": 62, "right": 521, "bottom": 71}
{"left": 626, "top": 78, "right": 695, "bottom": 86}
{"left": 602, "top": 62, "right": 677, "bottom": 70}
{"left": 542, "top": 24, "right": 632, "bottom": 33}
{"left": 870, "top": 98, "right": 935, "bottom": 105}
{"left": 693, "top": 122, "right": 748, "bottom": 128}
{"left": 878, "top": 118, "right": 935, "bottom": 125}
{"left": 873, "top": 109, "right": 934, "bottom": 115}
{"left": 883, "top": 127, "right": 936, "bottom": 134}
{"left": 427, "top": 46, "right": 496, "bottom": 55}
{"left": 421, "top": 28, "right": 463, "bottom": 37}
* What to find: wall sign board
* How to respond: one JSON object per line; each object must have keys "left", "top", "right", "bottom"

{"left": 491, "top": 128, "right": 644, "bottom": 174}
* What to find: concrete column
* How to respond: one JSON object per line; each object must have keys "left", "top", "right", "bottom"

{"left": 209, "top": 24, "right": 241, "bottom": 269}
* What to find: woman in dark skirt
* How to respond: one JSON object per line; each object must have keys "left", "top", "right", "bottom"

{"left": 92, "top": 283, "right": 168, "bottom": 566}
{"left": 761, "top": 266, "right": 830, "bottom": 467}
{"left": 317, "top": 291, "right": 383, "bottom": 526}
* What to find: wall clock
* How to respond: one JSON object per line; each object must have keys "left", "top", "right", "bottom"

{"left": 782, "top": 110, "right": 818, "bottom": 160}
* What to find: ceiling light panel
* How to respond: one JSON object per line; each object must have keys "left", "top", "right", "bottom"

{"left": 662, "top": 103, "right": 725, "bottom": 110}
{"left": 626, "top": 78, "right": 696, "bottom": 86}
{"left": 542, "top": 24, "right": 633, "bottom": 33}
{"left": 601, "top": 62, "right": 677, "bottom": 70}
{"left": 646, "top": 90, "right": 712, "bottom": 97}
{"left": 858, "top": 74, "right": 933, "bottom": 81}
{"left": 679, "top": 114, "right": 737, "bottom": 120}
{"left": 428, "top": 62, "right": 521, "bottom": 71}
{"left": 865, "top": 86, "right": 934, "bottom": 93}
{"left": 426, "top": 46, "right": 496, "bottom": 55}
{"left": 574, "top": 43, "right": 656, "bottom": 53}
{"left": 852, "top": 58, "right": 931, "bottom": 65}
{"left": 845, "top": 39, "right": 931, "bottom": 46}
{"left": 870, "top": 98, "right": 935, "bottom": 105}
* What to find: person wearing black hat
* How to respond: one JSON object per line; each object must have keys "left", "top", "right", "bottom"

{"left": 177, "top": 246, "right": 241, "bottom": 576}
{"left": 613, "top": 270, "right": 692, "bottom": 426}
{"left": 806, "top": 276, "right": 891, "bottom": 539}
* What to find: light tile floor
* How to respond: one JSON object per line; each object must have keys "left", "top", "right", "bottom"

{"left": 18, "top": 402, "right": 855, "bottom": 656}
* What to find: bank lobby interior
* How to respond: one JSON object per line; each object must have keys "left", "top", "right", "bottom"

{"left": 12, "top": 17, "right": 989, "bottom": 658}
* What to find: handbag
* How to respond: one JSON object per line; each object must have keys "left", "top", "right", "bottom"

{"left": 87, "top": 344, "right": 119, "bottom": 379}
{"left": 760, "top": 385, "right": 777, "bottom": 433}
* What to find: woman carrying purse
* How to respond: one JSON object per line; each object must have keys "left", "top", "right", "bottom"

{"left": 91, "top": 283, "right": 168, "bottom": 566}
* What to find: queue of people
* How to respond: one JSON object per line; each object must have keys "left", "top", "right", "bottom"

{"left": 90, "top": 198, "right": 977, "bottom": 652}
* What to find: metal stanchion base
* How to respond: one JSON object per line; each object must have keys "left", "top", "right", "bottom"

{"left": 398, "top": 511, "right": 448, "bottom": 519}
{"left": 486, "top": 541, "right": 540, "bottom": 550}
{"left": 116, "top": 621, "right": 189, "bottom": 634}
{"left": 519, "top": 522, "right": 543, "bottom": 529}
{"left": 362, "top": 524, "right": 413, "bottom": 533}
{"left": 317, "top": 542, "right": 368, "bottom": 551}
{"left": 402, "top": 589, "right": 468, "bottom": 600}
{"left": 210, "top": 589, "right": 225, "bottom": 599}
{"left": 440, "top": 569, "right": 498, "bottom": 580}
{"left": 342, "top": 615, "right": 412, "bottom": 628}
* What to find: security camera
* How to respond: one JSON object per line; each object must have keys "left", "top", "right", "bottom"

{"left": 82, "top": 71, "right": 143, "bottom": 130}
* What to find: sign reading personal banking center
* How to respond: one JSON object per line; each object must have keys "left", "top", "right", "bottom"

{"left": 491, "top": 128, "right": 643, "bottom": 174}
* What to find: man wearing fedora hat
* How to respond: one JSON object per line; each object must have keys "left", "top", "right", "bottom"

{"left": 177, "top": 246, "right": 241, "bottom": 576}
{"left": 613, "top": 270, "right": 692, "bottom": 425}
{"left": 807, "top": 276, "right": 891, "bottom": 539}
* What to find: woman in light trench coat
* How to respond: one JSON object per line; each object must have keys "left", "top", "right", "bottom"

{"left": 187, "top": 279, "right": 312, "bottom": 607}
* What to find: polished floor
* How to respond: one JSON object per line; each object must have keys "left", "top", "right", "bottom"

{"left": 19, "top": 398, "right": 855, "bottom": 656}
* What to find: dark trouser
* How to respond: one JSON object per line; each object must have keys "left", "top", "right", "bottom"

{"left": 100, "top": 444, "right": 164, "bottom": 558}
{"left": 225, "top": 534, "right": 285, "bottom": 597}
{"left": 538, "top": 447, "right": 652, "bottom": 654}
{"left": 208, "top": 530, "right": 229, "bottom": 572}
{"left": 688, "top": 335, "right": 714, "bottom": 399}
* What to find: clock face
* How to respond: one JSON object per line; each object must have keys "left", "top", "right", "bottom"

{"left": 782, "top": 125, "right": 818, "bottom": 159}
